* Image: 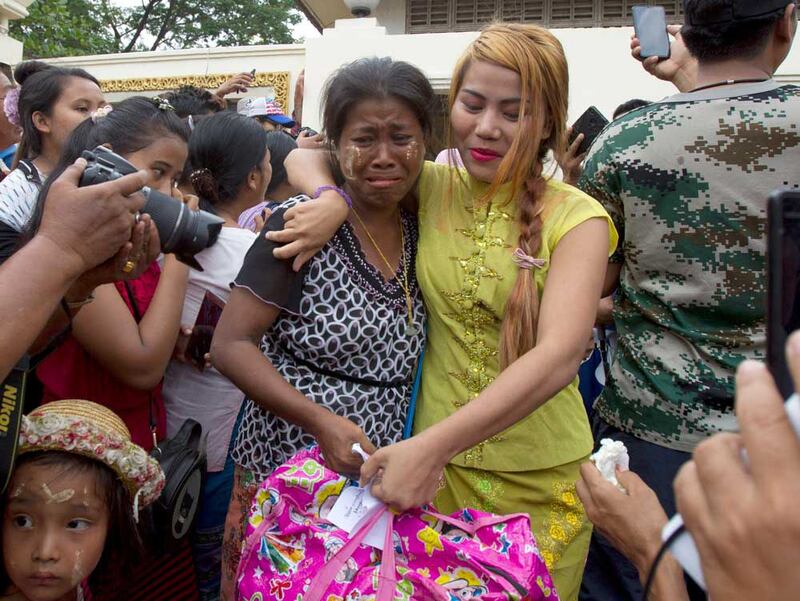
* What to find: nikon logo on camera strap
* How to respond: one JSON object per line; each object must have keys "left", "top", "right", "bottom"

{"left": 0, "top": 368, "right": 29, "bottom": 495}
{"left": 0, "top": 383, "right": 19, "bottom": 432}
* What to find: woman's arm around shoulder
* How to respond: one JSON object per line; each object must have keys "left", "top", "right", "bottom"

{"left": 362, "top": 216, "right": 610, "bottom": 510}
{"left": 272, "top": 148, "right": 349, "bottom": 271}
{"left": 273, "top": 151, "right": 437, "bottom": 271}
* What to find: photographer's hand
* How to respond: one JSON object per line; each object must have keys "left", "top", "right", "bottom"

{"left": 65, "top": 214, "right": 159, "bottom": 307}
{"left": 631, "top": 25, "right": 697, "bottom": 93}
{"left": 674, "top": 333, "right": 800, "bottom": 601}
{"left": 558, "top": 128, "right": 586, "bottom": 186}
{"left": 215, "top": 72, "right": 254, "bottom": 101}
{"left": 0, "top": 158, "right": 149, "bottom": 379}
{"left": 39, "top": 157, "right": 150, "bottom": 275}
{"left": 296, "top": 131, "right": 324, "bottom": 150}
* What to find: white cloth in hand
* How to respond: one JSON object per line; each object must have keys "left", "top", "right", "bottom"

{"left": 590, "top": 438, "right": 630, "bottom": 492}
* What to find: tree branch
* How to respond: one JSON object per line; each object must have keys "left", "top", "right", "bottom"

{"left": 123, "top": 0, "right": 160, "bottom": 53}
{"left": 150, "top": 0, "right": 180, "bottom": 51}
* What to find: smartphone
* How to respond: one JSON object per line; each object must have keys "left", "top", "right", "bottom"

{"left": 568, "top": 106, "right": 608, "bottom": 156}
{"left": 186, "top": 291, "right": 226, "bottom": 371}
{"left": 767, "top": 190, "right": 800, "bottom": 398}
{"left": 632, "top": 5, "right": 670, "bottom": 60}
{"left": 250, "top": 68, "right": 256, "bottom": 77}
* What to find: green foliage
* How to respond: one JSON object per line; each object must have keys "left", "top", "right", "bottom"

{"left": 10, "top": 0, "right": 119, "bottom": 59}
{"left": 10, "top": 0, "right": 301, "bottom": 59}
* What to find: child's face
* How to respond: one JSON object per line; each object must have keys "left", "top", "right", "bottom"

{"left": 2, "top": 461, "right": 110, "bottom": 601}
{"left": 124, "top": 134, "right": 188, "bottom": 196}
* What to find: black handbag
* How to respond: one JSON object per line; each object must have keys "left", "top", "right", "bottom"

{"left": 123, "top": 281, "right": 207, "bottom": 551}
{"left": 149, "top": 416, "right": 206, "bottom": 550}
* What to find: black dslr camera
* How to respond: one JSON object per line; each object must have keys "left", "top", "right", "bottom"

{"left": 79, "top": 146, "right": 224, "bottom": 270}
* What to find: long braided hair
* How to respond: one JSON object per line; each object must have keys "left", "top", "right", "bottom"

{"left": 448, "top": 23, "right": 569, "bottom": 368}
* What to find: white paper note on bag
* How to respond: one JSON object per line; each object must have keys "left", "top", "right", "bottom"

{"left": 327, "top": 486, "right": 389, "bottom": 550}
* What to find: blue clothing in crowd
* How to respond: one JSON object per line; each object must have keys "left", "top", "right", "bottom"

{"left": 0, "top": 144, "right": 16, "bottom": 169}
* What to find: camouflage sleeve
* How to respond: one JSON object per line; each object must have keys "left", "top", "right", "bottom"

{"left": 579, "top": 142, "right": 624, "bottom": 264}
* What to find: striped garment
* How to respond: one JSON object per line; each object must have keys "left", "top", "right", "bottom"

{"left": 0, "top": 165, "right": 43, "bottom": 232}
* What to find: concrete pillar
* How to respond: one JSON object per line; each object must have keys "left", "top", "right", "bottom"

{"left": 0, "top": 0, "right": 34, "bottom": 64}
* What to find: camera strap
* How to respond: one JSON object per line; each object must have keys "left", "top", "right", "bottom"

{"left": 0, "top": 308, "right": 73, "bottom": 494}
{"left": 0, "top": 361, "right": 33, "bottom": 494}
{"left": 122, "top": 280, "right": 159, "bottom": 448}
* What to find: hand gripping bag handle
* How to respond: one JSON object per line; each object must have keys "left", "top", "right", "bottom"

{"left": 305, "top": 506, "right": 397, "bottom": 601}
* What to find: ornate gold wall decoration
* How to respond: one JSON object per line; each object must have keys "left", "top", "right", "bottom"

{"left": 100, "top": 71, "right": 291, "bottom": 112}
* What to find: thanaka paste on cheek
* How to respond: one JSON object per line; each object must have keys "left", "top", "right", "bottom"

{"left": 71, "top": 548, "right": 85, "bottom": 587}
{"left": 404, "top": 140, "right": 424, "bottom": 167}
{"left": 10, "top": 483, "right": 25, "bottom": 498}
{"left": 340, "top": 144, "right": 363, "bottom": 180}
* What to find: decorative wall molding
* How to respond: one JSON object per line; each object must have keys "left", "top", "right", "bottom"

{"left": 1, "top": 0, "right": 34, "bottom": 21}
{"left": 100, "top": 71, "right": 290, "bottom": 111}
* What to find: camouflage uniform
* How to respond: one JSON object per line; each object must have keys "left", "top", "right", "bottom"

{"left": 580, "top": 81, "right": 800, "bottom": 453}
{"left": 578, "top": 81, "right": 800, "bottom": 601}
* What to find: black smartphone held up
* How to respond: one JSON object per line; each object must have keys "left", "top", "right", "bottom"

{"left": 632, "top": 5, "right": 670, "bottom": 60}
{"left": 767, "top": 190, "right": 800, "bottom": 399}
{"left": 568, "top": 106, "right": 609, "bottom": 156}
{"left": 186, "top": 291, "right": 226, "bottom": 372}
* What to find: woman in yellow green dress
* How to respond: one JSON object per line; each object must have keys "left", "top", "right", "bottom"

{"left": 275, "top": 23, "right": 618, "bottom": 600}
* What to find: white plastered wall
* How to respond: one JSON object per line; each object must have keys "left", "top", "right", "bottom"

{"left": 303, "top": 17, "right": 800, "bottom": 130}
{"left": 38, "top": 14, "right": 800, "bottom": 129}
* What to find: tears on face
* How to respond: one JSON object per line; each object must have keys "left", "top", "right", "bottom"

{"left": 335, "top": 96, "right": 426, "bottom": 209}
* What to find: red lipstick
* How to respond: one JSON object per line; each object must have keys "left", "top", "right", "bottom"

{"left": 469, "top": 148, "right": 501, "bottom": 162}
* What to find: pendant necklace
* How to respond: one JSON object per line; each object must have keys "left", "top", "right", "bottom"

{"left": 351, "top": 208, "right": 419, "bottom": 336}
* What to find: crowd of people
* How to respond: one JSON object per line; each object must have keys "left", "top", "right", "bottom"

{"left": 0, "top": 0, "right": 799, "bottom": 600}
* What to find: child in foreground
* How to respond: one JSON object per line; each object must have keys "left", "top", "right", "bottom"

{"left": 0, "top": 399, "right": 164, "bottom": 601}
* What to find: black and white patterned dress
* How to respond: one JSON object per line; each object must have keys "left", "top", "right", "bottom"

{"left": 231, "top": 196, "right": 425, "bottom": 479}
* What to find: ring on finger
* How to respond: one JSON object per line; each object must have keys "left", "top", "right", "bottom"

{"left": 122, "top": 259, "right": 137, "bottom": 274}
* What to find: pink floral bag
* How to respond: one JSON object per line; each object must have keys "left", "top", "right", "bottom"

{"left": 235, "top": 447, "right": 559, "bottom": 601}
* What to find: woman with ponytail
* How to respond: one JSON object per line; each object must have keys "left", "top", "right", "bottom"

{"left": 0, "top": 61, "right": 105, "bottom": 259}
{"left": 276, "top": 23, "right": 617, "bottom": 599}
{"left": 32, "top": 96, "right": 190, "bottom": 451}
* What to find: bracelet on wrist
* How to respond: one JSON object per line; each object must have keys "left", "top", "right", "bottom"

{"left": 313, "top": 185, "right": 352, "bottom": 209}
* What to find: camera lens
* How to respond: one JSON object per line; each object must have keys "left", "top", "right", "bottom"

{"left": 141, "top": 188, "right": 224, "bottom": 269}
{"left": 79, "top": 147, "right": 224, "bottom": 270}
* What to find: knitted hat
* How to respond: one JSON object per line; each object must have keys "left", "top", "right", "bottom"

{"left": 17, "top": 400, "right": 165, "bottom": 515}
